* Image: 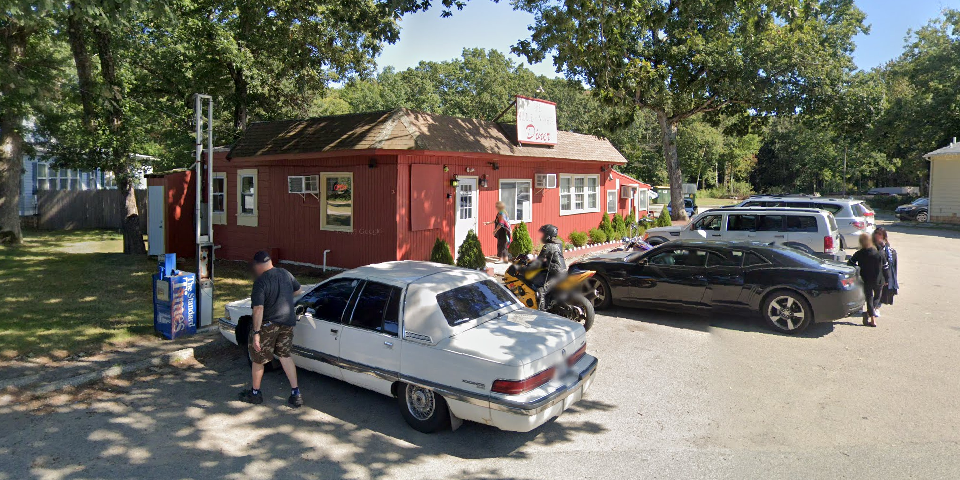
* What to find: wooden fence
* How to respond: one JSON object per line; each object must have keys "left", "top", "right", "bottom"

{"left": 36, "top": 190, "right": 149, "bottom": 230}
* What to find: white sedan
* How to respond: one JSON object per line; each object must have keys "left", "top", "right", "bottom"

{"left": 218, "top": 261, "right": 597, "bottom": 433}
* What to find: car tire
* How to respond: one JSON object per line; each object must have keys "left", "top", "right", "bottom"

{"left": 761, "top": 290, "right": 813, "bottom": 334}
{"left": 237, "top": 320, "right": 279, "bottom": 372}
{"left": 916, "top": 211, "right": 928, "bottom": 222}
{"left": 647, "top": 236, "right": 669, "bottom": 246}
{"left": 839, "top": 236, "right": 846, "bottom": 250}
{"left": 398, "top": 383, "right": 451, "bottom": 433}
{"left": 582, "top": 276, "right": 613, "bottom": 310}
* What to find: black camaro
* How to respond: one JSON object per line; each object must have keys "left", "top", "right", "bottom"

{"left": 573, "top": 240, "right": 865, "bottom": 334}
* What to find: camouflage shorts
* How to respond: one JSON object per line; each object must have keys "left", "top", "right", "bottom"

{"left": 249, "top": 323, "right": 294, "bottom": 364}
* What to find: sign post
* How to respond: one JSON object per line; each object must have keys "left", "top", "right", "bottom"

{"left": 515, "top": 95, "right": 558, "bottom": 146}
{"left": 194, "top": 94, "right": 215, "bottom": 328}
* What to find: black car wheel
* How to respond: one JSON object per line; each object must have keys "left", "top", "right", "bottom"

{"left": 761, "top": 291, "right": 813, "bottom": 334}
{"left": 398, "top": 383, "right": 450, "bottom": 433}
{"left": 582, "top": 276, "right": 612, "bottom": 310}
{"left": 916, "top": 211, "right": 928, "bottom": 222}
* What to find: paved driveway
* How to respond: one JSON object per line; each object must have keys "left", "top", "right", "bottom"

{"left": 3, "top": 222, "right": 960, "bottom": 479}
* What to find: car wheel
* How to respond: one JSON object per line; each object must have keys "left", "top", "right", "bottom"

{"left": 761, "top": 291, "right": 813, "bottom": 334}
{"left": 398, "top": 383, "right": 451, "bottom": 433}
{"left": 839, "top": 236, "right": 846, "bottom": 250}
{"left": 916, "top": 211, "right": 928, "bottom": 222}
{"left": 581, "top": 276, "right": 612, "bottom": 310}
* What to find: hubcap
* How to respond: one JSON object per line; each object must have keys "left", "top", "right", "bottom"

{"left": 406, "top": 385, "right": 436, "bottom": 421}
{"left": 917, "top": 212, "right": 927, "bottom": 222}
{"left": 582, "top": 278, "right": 605, "bottom": 308}
{"left": 767, "top": 295, "right": 805, "bottom": 331}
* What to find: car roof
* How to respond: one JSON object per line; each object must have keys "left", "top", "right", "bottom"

{"left": 340, "top": 261, "right": 475, "bottom": 286}
{"left": 701, "top": 206, "right": 827, "bottom": 215}
{"left": 747, "top": 195, "right": 862, "bottom": 204}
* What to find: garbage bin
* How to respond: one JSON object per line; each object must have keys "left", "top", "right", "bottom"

{"left": 153, "top": 254, "right": 197, "bottom": 340}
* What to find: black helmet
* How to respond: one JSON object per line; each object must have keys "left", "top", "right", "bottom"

{"left": 538, "top": 224, "right": 559, "bottom": 241}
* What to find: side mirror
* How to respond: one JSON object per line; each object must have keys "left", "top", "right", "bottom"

{"left": 295, "top": 304, "right": 307, "bottom": 317}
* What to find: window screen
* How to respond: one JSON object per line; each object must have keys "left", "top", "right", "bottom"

{"left": 349, "top": 282, "right": 402, "bottom": 336}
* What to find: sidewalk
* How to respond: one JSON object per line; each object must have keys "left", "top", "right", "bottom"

{"left": 0, "top": 328, "right": 230, "bottom": 394}
{"left": 486, "top": 242, "right": 620, "bottom": 276}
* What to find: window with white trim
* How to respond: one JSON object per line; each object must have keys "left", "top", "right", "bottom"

{"left": 321, "top": 172, "right": 353, "bottom": 231}
{"left": 607, "top": 190, "right": 617, "bottom": 213}
{"left": 499, "top": 179, "right": 532, "bottom": 223}
{"left": 237, "top": 169, "right": 258, "bottom": 227}
{"left": 288, "top": 175, "right": 319, "bottom": 194}
{"left": 559, "top": 174, "right": 601, "bottom": 215}
{"left": 212, "top": 172, "right": 226, "bottom": 225}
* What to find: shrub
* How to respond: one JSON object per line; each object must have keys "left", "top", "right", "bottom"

{"left": 568, "top": 230, "right": 588, "bottom": 248}
{"left": 656, "top": 205, "right": 673, "bottom": 227}
{"left": 455, "top": 230, "right": 487, "bottom": 270}
{"left": 626, "top": 210, "right": 637, "bottom": 227}
{"left": 599, "top": 212, "right": 615, "bottom": 240}
{"left": 429, "top": 238, "right": 454, "bottom": 265}
{"left": 612, "top": 213, "right": 627, "bottom": 239}
{"left": 588, "top": 228, "right": 607, "bottom": 244}
{"left": 509, "top": 222, "right": 534, "bottom": 257}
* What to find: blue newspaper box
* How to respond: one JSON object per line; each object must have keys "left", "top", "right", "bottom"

{"left": 153, "top": 271, "right": 197, "bottom": 340}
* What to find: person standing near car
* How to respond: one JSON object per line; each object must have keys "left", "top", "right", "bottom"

{"left": 872, "top": 227, "right": 898, "bottom": 310}
{"left": 848, "top": 233, "right": 884, "bottom": 327}
{"left": 239, "top": 251, "right": 305, "bottom": 407}
{"left": 486, "top": 201, "right": 512, "bottom": 263}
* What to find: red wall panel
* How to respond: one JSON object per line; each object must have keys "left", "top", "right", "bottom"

{"left": 409, "top": 164, "right": 443, "bottom": 231}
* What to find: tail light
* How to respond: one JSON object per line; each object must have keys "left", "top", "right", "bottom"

{"left": 567, "top": 343, "right": 587, "bottom": 367}
{"left": 851, "top": 220, "right": 866, "bottom": 230}
{"left": 840, "top": 276, "right": 856, "bottom": 290}
{"left": 492, "top": 367, "right": 555, "bottom": 395}
{"left": 823, "top": 235, "right": 835, "bottom": 252}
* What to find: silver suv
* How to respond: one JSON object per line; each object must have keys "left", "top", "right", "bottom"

{"left": 643, "top": 207, "right": 843, "bottom": 261}
{"left": 732, "top": 195, "right": 874, "bottom": 249}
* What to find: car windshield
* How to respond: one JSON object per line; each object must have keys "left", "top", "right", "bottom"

{"left": 436, "top": 279, "right": 517, "bottom": 326}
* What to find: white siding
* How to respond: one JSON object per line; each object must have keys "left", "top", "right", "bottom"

{"left": 930, "top": 155, "right": 960, "bottom": 223}
{"left": 19, "top": 157, "right": 37, "bottom": 216}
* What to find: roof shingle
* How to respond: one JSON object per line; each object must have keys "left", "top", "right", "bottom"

{"left": 228, "top": 108, "right": 626, "bottom": 164}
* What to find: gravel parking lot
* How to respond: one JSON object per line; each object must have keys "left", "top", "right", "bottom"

{"left": 3, "top": 221, "right": 960, "bottom": 479}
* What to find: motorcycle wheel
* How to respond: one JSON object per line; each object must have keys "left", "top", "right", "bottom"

{"left": 554, "top": 294, "right": 595, "bottom": 332}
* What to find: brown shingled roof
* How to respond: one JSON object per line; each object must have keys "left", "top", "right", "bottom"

{"left": 227, "top": 108, "right": 627, "bottom": 164}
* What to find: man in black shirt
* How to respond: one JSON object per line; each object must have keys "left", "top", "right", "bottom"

{"left": 239, "top": 251, "right": 305, "bottom": 407}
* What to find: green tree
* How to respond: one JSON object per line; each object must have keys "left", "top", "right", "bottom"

{"left": 514, "top": 0, "right": 867, "bottom": 219}
{"left": 599, "top": 212, "right": 614, "bottom": 240}
{"left": 456, "top": 230, "right": 486, "bottom": 270}
{"left": 656, "top": 206, "right": 672, "bottom": 228}
{"left": 509, "top": 222, "right": 534, "bottom": 257}
{"left": 430, "top": 237, "right": 454, "bottom": 264}
{"left": 612, "top": 213, "right": 627, "bottom": 239}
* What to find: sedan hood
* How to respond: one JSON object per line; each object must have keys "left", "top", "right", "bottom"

{"left": 645, "top": 225, "right": 683, "bottom": 235}
{"left": 441, "top": 310, "right": 581, "bottom": 367}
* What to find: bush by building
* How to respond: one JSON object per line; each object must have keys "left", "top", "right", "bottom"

{"left": 430, "top": 238, "right": 454, "bottom": 265}
{"left": 599, "top": 212, "right": 615, "bottom": 240}
{"left": 568, "top": 231, "right": 588, "bottom": 247}
{"left": 656, "top": 206, "right": 673, "bottom": 227}
{"left": 588, "top": 228, "right": 607, "bottom": 244}
{"left": 509, "top": 222, "right": 534, "bottom": 258}
{"left": 612, "top": 213, "right": 627, "bottom": 239}
{"left": 456, "top": 230, "right": 487, "bottom": 270}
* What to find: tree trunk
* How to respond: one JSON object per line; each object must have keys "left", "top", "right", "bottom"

{"left": 67, "top": 3, "right": 97, "bottom": 130}
{"left": 94, "top": 26, "right": 145, "bottom": 254}
{"left": 228, "top": 62, "right": 249, "bottom": 133}
{"left": 0, "top": 23, "right": 28, "bottom": 244}
{"left": 656, "top": 111, "right": 687, "bottom": 221}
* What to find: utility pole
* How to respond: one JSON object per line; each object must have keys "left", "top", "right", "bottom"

{"left": 194, "top": 94, "right": 214, "bottom": 328}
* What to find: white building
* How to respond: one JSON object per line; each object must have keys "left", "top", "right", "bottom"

{"left": 923, "top": 139, "right": 960, "bottom": 225}
{"left": 19, "top": 155, "right": 152, "bottom": 216}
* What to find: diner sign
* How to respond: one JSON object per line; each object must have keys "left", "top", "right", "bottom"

{"left": 516, "top": 95, "right": 558, "bottom": 146}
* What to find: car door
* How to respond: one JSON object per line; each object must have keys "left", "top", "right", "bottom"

{"left": 784, "top": 214, "right": 821, "bottom": 254}
{"left": 293, "top": 277, "right": 362, "bottom": 379}
{"left": 725, "top": 213, "right": 757, "bottom": 242}
{"left": 756, "top": 214, "right": 785, "bottom": 244}
{"left": 626, "top": 248, "right": 709, "bottom": 310}
{"left": 686, "top": 213, "right": 724, "bottom": 241}
{"left": 338, "top": 280, "right": 404, "bottom": 396}
{"left": 701, "top": 249, "right": 746, "bottom": 311}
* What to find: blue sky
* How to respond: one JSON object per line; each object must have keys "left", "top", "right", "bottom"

{"left": 376, "top": 0, "right": 952, "bottom": 77}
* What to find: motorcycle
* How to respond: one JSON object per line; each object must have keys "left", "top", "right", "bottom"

{"left": 503, "top": 254, "right": 597, "bottom": 331}
{"left": 615, "top": 236, "right": 654, "bottom": 253}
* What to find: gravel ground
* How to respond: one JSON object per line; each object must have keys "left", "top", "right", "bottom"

{"left": 2, "top": 221, "right": 960, "bottom": 479}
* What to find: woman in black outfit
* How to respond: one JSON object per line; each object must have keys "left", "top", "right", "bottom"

{"left": 848, "top": 233, "right": 885, "bottom": 327}
{"left": 872, "top": 227, "right": 898, "bottom": 311}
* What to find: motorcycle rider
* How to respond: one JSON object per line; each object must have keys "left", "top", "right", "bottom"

{"left": 532, "top": 224, "right": 567, "bottom": 309}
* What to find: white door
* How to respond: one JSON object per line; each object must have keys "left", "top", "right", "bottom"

{"left": 147, "top": 185, "right": 164, "bottom": 256}
{"left": 293, "top": 277, "right": 362, "bottom": 380}
{"left": 454, "top": 178, "right": 479, "bottom": 252}
{"left": 338, "top": 281, "right": 403, "bottom": 396}
{"left": 688, "top": 213, "right": 724, "bottom": 241}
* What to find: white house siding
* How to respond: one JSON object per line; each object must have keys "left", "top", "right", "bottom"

{"left": 19, "top": 157, "right": 37, "bottom": 216}
{"left": 930, "top": 155, "right": 960, "bottom": 224}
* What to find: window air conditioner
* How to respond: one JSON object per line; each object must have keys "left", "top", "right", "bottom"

{"left": 535, "top": 174, "right": 557, "bottom": 189}
{"left": 620, "top": 185, "right": 635, "bottom": 199}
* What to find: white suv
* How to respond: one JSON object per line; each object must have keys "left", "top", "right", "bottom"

{"left": 643, "top": 207, "right": 843, "bottom": 261}
{"left": 733, "top": 196, "right": 874, "bottom": 249}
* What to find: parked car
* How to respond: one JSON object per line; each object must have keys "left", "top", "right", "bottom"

{"left": 642, "top": 207, "right": 843, "bottom": 261}
{"left": 574, "top": 241, "right": 865, "bottom": 334}
{"left": 896, "top": 197, "right": 929, "bottom": 222}
{"left": 666, "top": 197, "right": 698, "bottom": 218}
{"left": 218, "top": 261, "right": 597, "bottom": 433}
{"left": 868, "top": 186, "right": 920, "bottom": 196}
{"left": 732, "top": 195, "right": 874, "bottom": 249}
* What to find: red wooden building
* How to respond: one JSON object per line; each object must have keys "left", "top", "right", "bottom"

{"left": 157, "top": 108, "right": 650, "bottom": 269}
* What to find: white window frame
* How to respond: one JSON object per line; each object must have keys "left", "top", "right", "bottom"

{"left": 559, "top": 174, "right": 601, "bottom": 215}
{"left": 607, "top": 190, "right": 617, "bottom": 214}
{"left": 320, "top": 172, "right": 354, "bottom": 232}
{"left": 212, "top": 172, "right": 227, "bottom": 225}
{"left": 498, "top": 179, "right": 533, "bottom": 223}
{"left": 237, "top": 169, "right": 258, "bottom": 227}
{"left": 288, "top": 175, "right": 319, "bottom": 195}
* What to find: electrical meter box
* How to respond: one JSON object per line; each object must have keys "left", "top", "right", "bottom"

{"left": 153, "top": 254, "right": 197, "bottom": 340}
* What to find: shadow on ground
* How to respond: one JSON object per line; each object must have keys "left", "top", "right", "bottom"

{"left": 601, "top": 306, "right": 850, "bottom": 338}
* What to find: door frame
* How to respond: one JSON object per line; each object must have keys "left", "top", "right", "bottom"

{"left": 453, "top": 176, "right": 480, "bottom": 252}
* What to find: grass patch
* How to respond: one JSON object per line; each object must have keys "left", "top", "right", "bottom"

{"left": 697, "top": 197, "right": 740, "bottom": 207}
{"left": 0, "top": 229, "right": 329, "bottom": 360}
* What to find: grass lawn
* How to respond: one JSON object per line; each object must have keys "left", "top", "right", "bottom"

{"left": 697, "top": 196, "right": 740, "bottom": 207}
{"left": 0, "top": 229, "right": 330, "bottom": 360}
